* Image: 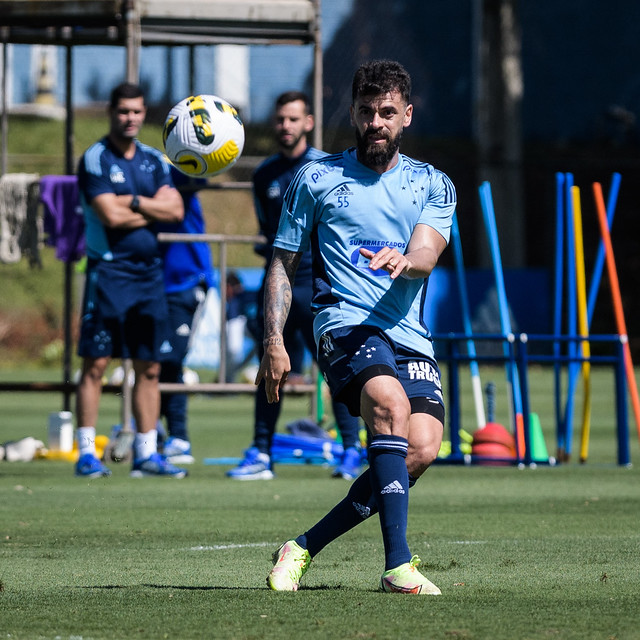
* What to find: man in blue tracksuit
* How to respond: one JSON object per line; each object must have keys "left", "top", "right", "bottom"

{"left": 156, "top": 167, "right": 216, "bottom": 463}
{"left": 227, "top": 91, "right": 362, "bottom": 481}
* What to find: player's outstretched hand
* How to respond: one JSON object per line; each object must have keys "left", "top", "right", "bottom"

{"left": 360, "top": 246, "right": 407, "bottom": 279}
{"left": 255, "top": 344, "right": 291, "bottom": 403}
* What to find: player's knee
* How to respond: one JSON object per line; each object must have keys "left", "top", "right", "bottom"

{"left": 362, "top": 381, "right": 411, "bottom": 436}
{"left": 367, "top": 404, "right": 411, "bottom": 437}
{"left": 81, "top": 357, "right": 109, "bottom": 383}
{"left": 135, "top": 361, "right": 161, "bottom": 382}
{"left": 407, "top": 441, "right": 440, "bottom": 477}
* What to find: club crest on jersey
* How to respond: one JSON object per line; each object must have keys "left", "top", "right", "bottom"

{"left": 138, "top": 159, "right": 156, "bottom": 174}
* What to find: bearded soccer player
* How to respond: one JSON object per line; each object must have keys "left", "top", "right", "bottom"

{"left": 258, "top": 60, "right": 455, "bottom": 593}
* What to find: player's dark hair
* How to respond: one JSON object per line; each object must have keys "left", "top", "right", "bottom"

{"left": 275, "top": 91, "right": 312, "bottom": 114}
{"left": 109, "top": 82, "right": 145, "bottom": 109}
{"left": 351, "top": 60, "right": 411, "bottom": 104}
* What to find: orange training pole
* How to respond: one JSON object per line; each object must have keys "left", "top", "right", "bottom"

{"left": 592, "top": 182, "right": 640, "bottom": 443}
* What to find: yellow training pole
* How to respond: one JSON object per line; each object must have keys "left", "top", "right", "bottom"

{"left": 571, "top": 187, "right": 592, "bottom": 462}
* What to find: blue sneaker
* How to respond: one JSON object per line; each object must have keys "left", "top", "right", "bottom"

{"left": 75, "top": 453, "right": 111, "bottom": 478}
{"left": 226, "top": 447, "right": 273, "bottom": 480}
{"left": 332, "top": 446, "right": 362, "bottom": 480}
{"left": 130, "top": 452, "right": 188, "bottom": 478}
{"left": 162, "top": 437, "right": 195, "bottom": 464}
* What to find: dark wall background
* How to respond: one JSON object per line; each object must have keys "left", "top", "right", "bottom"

{"left": 308, "top": 0, "right": 640, "bottom": 349}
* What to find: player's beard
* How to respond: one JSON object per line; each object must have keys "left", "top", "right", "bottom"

{"left": 355, "top": 128, "right": 403, "bottom": 168}
{"left": 277, "top": 130, "right": 304, "bottom": 152}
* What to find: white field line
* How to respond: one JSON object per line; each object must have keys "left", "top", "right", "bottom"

{"left": 188, "top": 540, "right": 487, "bottom": 551}
{"left": 188, "top": 542, "right": 273, "bottom": 551}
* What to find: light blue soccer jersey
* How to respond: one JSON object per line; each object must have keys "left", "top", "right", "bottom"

{"left": 274, "top": 148, "right": 456, "bottom": 357}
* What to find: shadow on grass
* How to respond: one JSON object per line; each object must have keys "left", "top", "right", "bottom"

{"left": 76, "top": 583, "right": 345, "bottom": 591}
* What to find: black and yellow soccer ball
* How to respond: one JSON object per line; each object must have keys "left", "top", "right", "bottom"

{"left": 163, "top": 94, "right": 245, "bottom": 178}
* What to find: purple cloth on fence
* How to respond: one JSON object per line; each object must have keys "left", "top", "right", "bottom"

{"left": 40, "top": 175, "right": 86, "bottom": 262}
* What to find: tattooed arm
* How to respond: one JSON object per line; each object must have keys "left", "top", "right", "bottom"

{"left": 255, "top": 248, "right": 303, "bottom": 403}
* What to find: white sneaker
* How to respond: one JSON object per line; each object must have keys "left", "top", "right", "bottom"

{"left": 267, "top": 540, "right": 311, "bottom": 591}
{"left": 226, "top": 447, "right": 274, "bottom": 480}
{"left": 380, "top": 556, "right": 441, "bottom": 595}
{"left": 162, "top": 437, "right": 195, "bottom": 464}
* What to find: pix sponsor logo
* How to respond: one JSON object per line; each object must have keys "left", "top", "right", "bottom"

{"left": 309, "top": 164, "right": 335, "bottom": 183}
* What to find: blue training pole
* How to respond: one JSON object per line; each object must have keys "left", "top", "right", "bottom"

{"left": 562, "top": 173, "right": 578, "bottom": 458}
{"left": 451, "top": 212, "right": 486, "bottom": 430}
{"left": 553, "top": 172, "right": 565, "bottom": 456}
{"left": 586, "top": 172, "right": 621, "bottom": 326}
{"left": 561, "top": 173, "right": 621, "bottom": 460}
{"left": 561, "top": 173, "right": 622, "bottom": 459}
{"left": 478, "top": 182, "right": 525, "bottom": 458}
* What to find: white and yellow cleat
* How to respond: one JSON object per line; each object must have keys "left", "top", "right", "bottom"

{"left": 267, "top": 540, "right": 311, "bottom": 591}
{"left": 380, "top": 555, "right": 441, "bottom": 595}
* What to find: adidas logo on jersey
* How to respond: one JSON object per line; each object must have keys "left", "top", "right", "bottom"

{"left": 381, "top": 480, "right": 405, "bottom": 495}
{"left": 333, "top": 184, "right": 353, "bottom": 196}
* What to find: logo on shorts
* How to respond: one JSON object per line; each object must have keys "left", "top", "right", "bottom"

{"left": 407, "top": 360, "right": 441, "bottom": 386}
{"left": 319, "top": 332, "right": 335, "bottom": 358}
{"left": 159, "top": 340, "right": 173, "bottom": 354}
{"left": 176, "top": 323, "right": 190, "bottom": 337}
{"left": 355, "top": 344, "right": 376, "bottom": 359}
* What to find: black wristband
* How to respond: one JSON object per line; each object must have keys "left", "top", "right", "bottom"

{"left": 130, "top": 195, "right": 140, "bottom": 212}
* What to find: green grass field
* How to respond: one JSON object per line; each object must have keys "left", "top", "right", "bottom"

{"left": 1, "top": 367, "right": 640, "bottom": 639}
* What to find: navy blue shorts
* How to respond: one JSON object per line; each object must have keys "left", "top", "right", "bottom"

{"left": 77, "top": 258, "right": 173, "bottom": 361}
{"left": 317, "top": 325, "right": 445, "bottom": 421}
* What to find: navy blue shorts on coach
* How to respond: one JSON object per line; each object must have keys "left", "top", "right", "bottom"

{"left": 317, "top": 324, "right": 445, "bottom": 422}
{"left": 78, "top": 257, "right": 173, "bottom": 361}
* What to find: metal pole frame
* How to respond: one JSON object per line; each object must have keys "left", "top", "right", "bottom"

{"left": 311, "top": 0, "right": 322, "bottom": 150}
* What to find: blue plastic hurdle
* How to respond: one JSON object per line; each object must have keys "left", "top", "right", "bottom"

{"left": 433, "top": 332, "right": 630, "bottom": 467}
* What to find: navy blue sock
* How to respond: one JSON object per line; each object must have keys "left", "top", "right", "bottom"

{"left": 295, "top": 469, "right": 421, "bottom": 558}
{"left": 368, "top": 434, "right": 411, "bottom": 570}
{"left": 253, "top": 380, "right": 281, "bottom": 454}
{"left": 295, "top": 470, "right": 375, "bottom": 557}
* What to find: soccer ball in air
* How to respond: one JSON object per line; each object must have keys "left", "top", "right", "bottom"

{"left": 162, "top": 94, "right": 245, "bottom": 177}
